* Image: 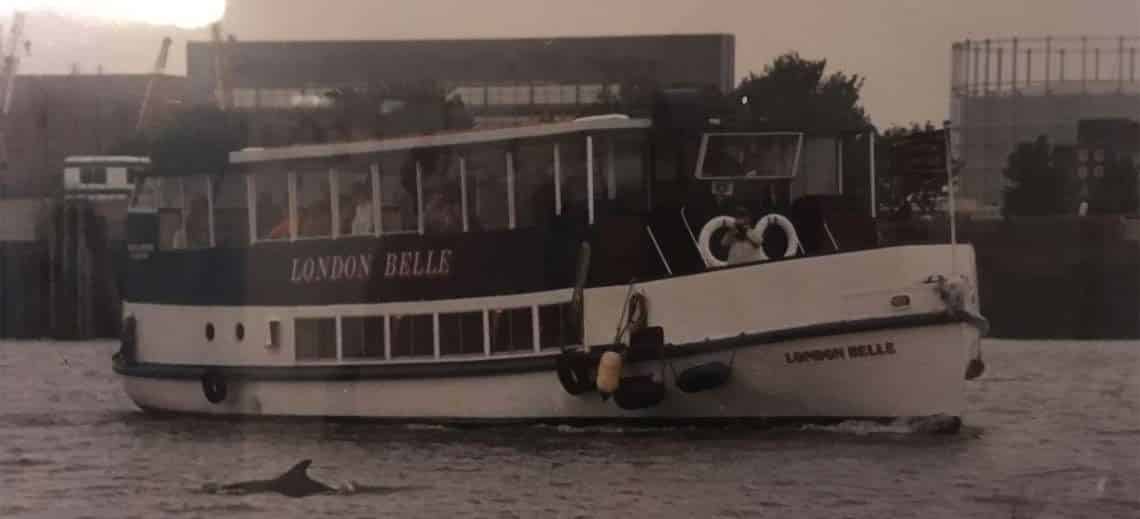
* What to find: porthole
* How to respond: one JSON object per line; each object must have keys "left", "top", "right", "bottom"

{"left": 235, "top": 323, "right": 245, "bottom": 341}
{"left": 205, "top": 323, "right": 215, "bottom": 341}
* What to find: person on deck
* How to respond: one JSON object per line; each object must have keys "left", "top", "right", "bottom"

{"left": 720, "top": 206, "right": 763, "bottom": 264}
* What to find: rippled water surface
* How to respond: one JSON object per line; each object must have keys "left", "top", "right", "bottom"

{"left": 3, "top": 339, "right": 1140, "bottom": 518}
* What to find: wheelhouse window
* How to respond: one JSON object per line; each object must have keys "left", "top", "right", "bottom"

{"left": 389, "top": 314, "right": 434, "bottom": 358}
{"left": 438, "top": 311, "right": 485, "bottom": 356}
{"left": 295, "top": 317, "right": 337, "bottom": 361}
{"left": 212, "top": 174, "right": 250, "bottom": 247}
{"left": 378, "top": 152, "right": 420, "bottom": 234}
{"left": 253, "top": 171, "right": 290, "bottom": 241}
{"left": 489, "top": 307, "right": 534, "bottom": 354}
{"left": 181, "top": 176, "right": 212, "bottom": 249}
{"left": 336, "top": 167, "right": 374, "bottom": 236}
{"left": 420, "top": 149, "right": 464, "bottom": 234}
{"left": 467, "top": 147, "right": 510, "bottom": 230}
{"left": 341, "top": 316, "right": 385, "bottom": 359}
{"left": 696, "top": 133, "right": 803, "bottom": 180}
{"left": 296, "top": 170, "right": 332, "bottom": 239}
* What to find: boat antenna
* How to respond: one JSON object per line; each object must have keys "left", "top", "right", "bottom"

{"left": 943, "top": 120, "right": 957, "bottom": 277}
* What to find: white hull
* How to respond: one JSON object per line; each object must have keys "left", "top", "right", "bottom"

{"left": 122, "top": 322, "right": 974, "bottom": 420}
{"left": 119, "top": 244, "right": 983, "bottom": 421}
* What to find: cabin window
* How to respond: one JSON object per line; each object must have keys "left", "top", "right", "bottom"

{"left": 252, "top": 172, "right": 290, "bottom": 241}
{"left": 79, "top": 166, "right": 107, "bottom": 185}
{"left": 389, "top": 314, "right": 434, "bottom": 358}
{"left": 296, "top": 170, "right": 332, "bottom": 239}
{"left": 336, "top": 168, "right": 374, "bottom": 236}
{"left": 539, "top": 302, "right": 579, "bottom": 349}
{"left": 420, "top": 149, "right": 464, "bottom": 234}
{"left": 378, "top": 152, "right": 420, "bottom": 234}
{"left": 126, "top": 167, "right": 146, "bottom": 186}
{"left": 556, "top": 137, "right": 589, "bottom": 223}
{"left": 513, "top": 141, "right": 557, "bottom": 228}
{"left": 212, "top": 174, "right": 250, "bottom": 247}
{"left": 132, "top": 176, "right": 161, "bottom": 210}
{"left": 467, "top": 147, "right": 510, "bottom": 230}
{"left": 295, "top": 317, "right": 337, "bottom": 361}
{"left": 341, "top": 316, "right": 385, "bottom": 359}
{"left": 489, "top": 307, "right": 534, "bottom": 354}
{"left": 438, "top": 311, "right": 485, "bottom": 356}
{"left": 153, "top": 178, "right": 184, "bottom": 250}
{"left": 181, "top": 177, "right": 212, "bottom": 249}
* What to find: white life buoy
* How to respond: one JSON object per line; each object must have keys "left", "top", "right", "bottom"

{"left": 697, "top": 216, "right": 736, "bottom": 268}
{"left": 698, "top": 214, "right": 801, "bottom": 267}
{"left": 752, "top": 213, "right": 801, "bottom": 261}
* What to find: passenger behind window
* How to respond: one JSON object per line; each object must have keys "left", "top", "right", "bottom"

{"left": 347, "top": 182, "right": 374, "bottom": 235}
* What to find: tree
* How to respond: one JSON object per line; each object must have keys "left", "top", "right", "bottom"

{"left": 1003, "top": 135, "right": 1073, "bottom": 217}
{"left": 733, "top": 52, "right": 870, "bottom": 132}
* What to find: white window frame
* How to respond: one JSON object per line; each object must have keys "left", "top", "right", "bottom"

{"left": 553, "top": 143, "right": 563, "bottom": 216}
{"left": 460, "top": 155, "right": 470, "bottom": 232}
{"left": 245, "top": 174, "right": 257, "bottom": 246}
{"left": 330, "top": 168, "right": 340, "bottom": 239}
{"left": 371, "top": 163, "right": 383, "bottom": 237}
{"left": 506, "top": 150, "right": 517, "bottom": 229}
{"left": 586, "top": 135, "right": 595, "bottom": 224}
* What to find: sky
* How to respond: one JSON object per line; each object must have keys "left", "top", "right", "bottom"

{"left": 5, "top": 0, "right": 1140, "bottom": 126}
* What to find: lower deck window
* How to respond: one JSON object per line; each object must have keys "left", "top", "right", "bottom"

{"left": 390, "top": 314, "right": 434, "bottom": 358}
{"left": 539, "top": 303, "right": 579, "bottom": 349}
{"left": 439, "top": 311, "right": 484, "bottom": 356}
{"left": 295, "top": 318, "right": 336, "bottom": 360}
{"left": 489, "top": 307, "right": 533, "bottom": 354}
{"left": 341, "top": 316, "right": 385, "bottom": 359}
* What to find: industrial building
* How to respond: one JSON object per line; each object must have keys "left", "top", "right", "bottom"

{"left": 186, "top": 34, "right": 735, "bottom": 145}
{"left": 950, "top": 35, "right": 1140, "bottom": 210}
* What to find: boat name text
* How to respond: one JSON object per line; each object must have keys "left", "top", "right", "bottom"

{"left": 784, "top": 342, "right": 896, "bottom": 364}
{"left": 289, "top": 249, "right": 453, "bottom": 284}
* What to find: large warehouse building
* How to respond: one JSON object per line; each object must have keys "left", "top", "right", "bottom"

{"left": 185, "top": 34, "right": 735, "bottom": 145}
{"left": 950, "top": 35, "right": 1140, "bottom": 211}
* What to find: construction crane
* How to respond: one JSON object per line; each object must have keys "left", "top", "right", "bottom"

{"left": 136, "top": 36, "right": 173, "bottom": 132}
{"left": 1, "top": 12, "right": 26, "bottom": 117}
{"left": 0, "top": 11, "right": 27, "bottom": 181}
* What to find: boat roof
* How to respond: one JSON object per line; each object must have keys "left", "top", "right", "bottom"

{"left": 64, "top": 155, "right": 150, "bottom": 165}
{"left": 230, "top": 116, "right": 652, "bottom": 164}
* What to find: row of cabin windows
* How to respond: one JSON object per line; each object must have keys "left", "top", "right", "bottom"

{"left": 136, "top": 134, "right": 646, "bottom": 250}
{"left": 293, "top": 303, "right": 578, "bottom": 361}
{"left": 230, "top": 83, "right": 619, "bottom": 110}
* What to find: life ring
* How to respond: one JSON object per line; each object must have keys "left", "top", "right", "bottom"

{"left": 697, "top": 216, "right": 736, "bottom": 268}
{"left": 698, "top": 214, "right": 801, "bottom": 266}
{"left": 753, "top": 213, "right": 800, "bottom": 261}
{"left": 201, "top": 369, "right": 228, "bottom": 404}
{"left": 556, "top": 351, "right": 596, "bottom": 395}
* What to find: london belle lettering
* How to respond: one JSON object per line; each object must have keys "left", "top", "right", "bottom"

{"left": 289, "top": 249, "right": 453, "bottom": 284}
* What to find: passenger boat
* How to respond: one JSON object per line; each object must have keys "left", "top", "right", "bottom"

{"left": 114, "top": 98, "right": 987, "bottom": 424}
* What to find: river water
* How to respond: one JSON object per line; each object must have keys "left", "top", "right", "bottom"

{"left": 2, "top": 339, "right": 1139, "bottom": 518}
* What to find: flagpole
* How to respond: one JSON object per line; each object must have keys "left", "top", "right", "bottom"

{"left": 943, "top": 120, "right": 958, "bottom": 276}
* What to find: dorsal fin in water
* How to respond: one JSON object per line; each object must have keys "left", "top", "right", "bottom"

{"left": 279, "top": 459, "right": 313, "bottom": 481}
{"left": 271, "top": 459, "right": 333, "bottom": 497}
